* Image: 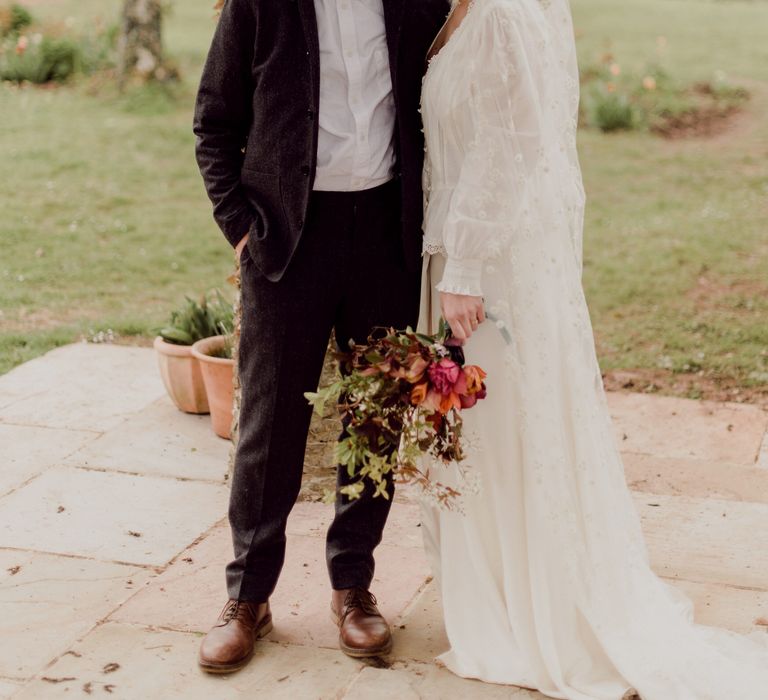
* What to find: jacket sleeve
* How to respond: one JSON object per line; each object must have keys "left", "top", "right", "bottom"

{"left": 436, "top": 4, "right": 544, "bottom": 297}
{"left": 193, "top": 0, "right": 258, "bottom": 249}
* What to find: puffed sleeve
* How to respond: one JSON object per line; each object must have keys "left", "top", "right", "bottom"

{"left": 436, "top": 3, "right": 544, "bottom": 297}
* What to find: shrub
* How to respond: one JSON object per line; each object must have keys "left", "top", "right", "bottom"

{"left": 580, "top": 57, "right": 749, "bottom": 136}
{"left": 586, "top": 87, "right": 638, "bottom": 132}
{"left": 0, "top": 34, "right": 81, "bottom": 83}
{"left": 0, "top": 1, "right": 117, "bottom": 84}
{"left": 0, "top": 3, "right": 33, "bottom": 36}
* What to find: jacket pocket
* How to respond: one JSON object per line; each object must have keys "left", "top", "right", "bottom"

{"left": 240, "top": 167, "right": 287, "bottom": 243}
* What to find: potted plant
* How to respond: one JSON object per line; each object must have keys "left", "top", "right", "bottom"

{"left": 191, "top": 333, "right": 235, "bottom": 439}
{"left": 154, "top": 290, "right": 234, "bottom": 414}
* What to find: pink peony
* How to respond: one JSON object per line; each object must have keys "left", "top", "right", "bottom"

{"left": 428, "top": 358, "right": 461, "bottom": 396}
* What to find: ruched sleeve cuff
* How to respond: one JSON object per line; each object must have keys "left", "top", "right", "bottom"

{"left": 435, "top": 257, "right": 483, "bottom": 297}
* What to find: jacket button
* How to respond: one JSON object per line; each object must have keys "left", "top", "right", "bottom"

{"left": 301, "top": 165, "right": 310, "bottom": 176}
{"left": 298, "top": 219, "right": 304, "bottom": 228}
{"left": 307, "top": 109, "right": 314, "bottom": 120}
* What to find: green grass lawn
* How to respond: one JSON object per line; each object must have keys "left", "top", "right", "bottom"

{"left": 1, "top": 0, "right": 767, "bottom": 402}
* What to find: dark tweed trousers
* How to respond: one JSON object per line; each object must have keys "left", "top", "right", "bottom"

{"left": 226, "top": 179, "right": 421, "bottom": 602}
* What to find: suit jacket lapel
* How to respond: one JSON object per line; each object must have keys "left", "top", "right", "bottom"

{"left": 297, "top": 0, "right": 321, "bottom": 110}
{"left": 382, "top": 0, "right": 405, "bottom": 89}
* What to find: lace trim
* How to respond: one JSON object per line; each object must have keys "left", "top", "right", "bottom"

{"left": 423, "top": 241, "right": 447, "bottom": 256}
{"left": 435, "top": 280, "right": 483, "bottom": 298}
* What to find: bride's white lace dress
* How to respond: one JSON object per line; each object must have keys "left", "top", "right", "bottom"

{"left": 417, "top": 1, "right": 768, "bottom": 698}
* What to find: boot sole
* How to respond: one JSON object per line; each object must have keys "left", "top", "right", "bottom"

{"left": 330, "top": 610, "right": 393, "bottom": 658}
{"left": 198, "top": 615, "right": 273, "bottom": 674}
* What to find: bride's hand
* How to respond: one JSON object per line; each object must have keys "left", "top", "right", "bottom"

{"left": 440, "top": 292, "right": 485, "bottom": 342}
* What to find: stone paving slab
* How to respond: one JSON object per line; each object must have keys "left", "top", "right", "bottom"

{"left": 0, "top": 680, "right": 21, "bottom": 699}
{"left": 607, "top": 391, "right": 767, "bottom": 465}
{"left": 0, "top": 424, "right": 97, "bottom": 498}
{"left": 111, "top": 503, "right": 430, "bottom": 650}
{"left": 0, "top": 466, "right": 228, "bottom": 566}
{"left": 390, "top": 579, "right": 448, "bottom": 664}
{"left": 0, "top": 550, "right": 148, "bottom": 679}
{"left": 672, "top": 579, "right": 768, "bottom": 634}
{"left": 636, "top": 492, "right": 768, "bottom": 588}
{"left": 15, "top": 622, "right": 363, "bottom": 700}
{"left": 344, "top": 663, "right": 543, "bottom": 699}
{"left": 2, "top": 344, "right": 768, "bottom": 699}
{"left": 63, "top": 397, "right": 230, "bottom": 483}
{"left": 623, "top": 453, "right": 768, "bottom": 503}
{"left": 759, "top": 431, "right": 768, "bottom": 468}
{"left": 0, "top": 345, "right": 164, "bottom": 432}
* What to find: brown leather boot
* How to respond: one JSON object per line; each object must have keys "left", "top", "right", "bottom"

{"left": 198, "top": 599, "right": 272, "bottom": 673}
{"left": 331, "top": 588, "right": 392, "bottom": 658}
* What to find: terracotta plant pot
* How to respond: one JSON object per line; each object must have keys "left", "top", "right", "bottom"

{"left": 191, "top": 335, "right": 235, "bottom": 440}
{"left": 154, "top": 336, "right": 210, "bottom": 414}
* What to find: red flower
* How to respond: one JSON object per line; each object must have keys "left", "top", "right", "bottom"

{"left": 428, "top": 358, "right": 461, "bottom": 396}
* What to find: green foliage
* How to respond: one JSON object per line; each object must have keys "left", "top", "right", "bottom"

{"left": 580, "top": 60, "right": 748, "bottom": 135}
{"left": 0, "top": 35, "right": 80, "bottom": 83}
{"left": 158, "top": 290, "right": 234, "bottom": 346}
{"left": 9, "top": 3, "right": 32, "bottom": 34}
{"left": 0, "top": 3, "right": 33, "bottom": 37}
{"left": 204, "top": 334, "right": 234, "bottom": 359}
{"left": 0, "top": 1, "right": 117, "bottom": 84}
{"left": 307, "top": 326, "right": 485, "bottom": 508}
{"left": 585, "top": 87, "right": 638, "bottom": 132}
{"left": 78, "top": 22, "right": 119, "bottom": 74}
{"left": 2, "top": 0, "right": 767, "bottom": 406}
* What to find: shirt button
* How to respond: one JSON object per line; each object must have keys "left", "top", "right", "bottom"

{"left": 301, "top": 166, "right": 310, "bottom": 176}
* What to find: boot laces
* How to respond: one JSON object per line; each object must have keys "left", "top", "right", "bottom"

{"left": 222, "top": 600, "right": 244, "bottom": 623}
{"left": 343, "top": 588, "right": 379, "bottom": 618}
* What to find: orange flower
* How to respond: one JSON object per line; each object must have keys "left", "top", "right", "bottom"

{"left": 410, "top": 381, "right": 428, "bottom": 406}
{"left": 642, "top": 76, "right": 657, "bottom": 91}
{"left": 404, "top": 355, "right": 430, "bottom": 383}
{"left": 609, "top": 63, "right": 621, "bottom": 76}
{"left": 422, "top": 389, "right": 443, "bottom": 413}
{"left": 439, "top": 392, "right": 462, "bottom": 415}
{"left": 463, "top": 365, "right": 487, "bottom": 394}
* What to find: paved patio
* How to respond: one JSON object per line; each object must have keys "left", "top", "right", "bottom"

{"left": 1, "top": 343, "right": 767, "bottom": 699}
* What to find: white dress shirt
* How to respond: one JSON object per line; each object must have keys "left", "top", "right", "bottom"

{"left": 313, "top": 0, "right": 397, "bottom": 192}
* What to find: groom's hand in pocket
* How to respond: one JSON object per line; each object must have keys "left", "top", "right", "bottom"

{"left": 440, "top": 292, "right": 485, "bottom": 342}
{"left": 235, "top": 233, "right": 250, "bottom": 261}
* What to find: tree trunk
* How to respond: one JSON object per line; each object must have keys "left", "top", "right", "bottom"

{"left": 117, "top": 0, "right": 175, "bottom": 85}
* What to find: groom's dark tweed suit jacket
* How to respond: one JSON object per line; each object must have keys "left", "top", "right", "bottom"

{"left": 193, "top": 0, "right": 449, "bottom": 282}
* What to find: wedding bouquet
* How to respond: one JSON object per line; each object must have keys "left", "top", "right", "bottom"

{"left": 305, "top": 320, "right": 487, "bottom": 509}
